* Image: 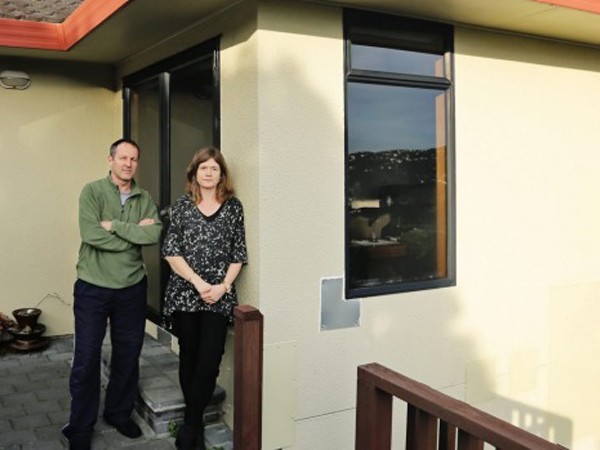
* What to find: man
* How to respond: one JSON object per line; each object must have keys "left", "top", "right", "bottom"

{"left": 62, "top": 139, "right": 162, "bottom": 449}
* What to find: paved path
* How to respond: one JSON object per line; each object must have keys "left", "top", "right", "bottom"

{"left": 0, "top": 335, "right": 177, "bottom": 449}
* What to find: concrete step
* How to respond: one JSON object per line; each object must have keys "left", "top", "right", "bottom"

{"left": 101, "top": 332, "right": 233, "bottom": 449}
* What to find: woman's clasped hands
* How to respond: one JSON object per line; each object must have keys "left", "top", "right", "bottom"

{"left": 189, "top": 274, "right": 226, "bottom": 304}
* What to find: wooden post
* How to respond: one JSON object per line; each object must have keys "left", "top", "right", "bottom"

{"left": 356, "top": 366, "right": 392, "bottom": 450}
{"left": 458, "top": 429, "right": 484, "bottom": 450}
{"left": 234, "top": 305, "right": 264, "bottom": 450}
{"left": 406, "top": 405, "right": 437, "bottom": 450}
{"left": 439, "top": 421, "right": 457, "bottom": 450}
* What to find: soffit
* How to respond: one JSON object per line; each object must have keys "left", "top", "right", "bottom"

{"left": 0, "top": 0, "right": 239, "bottom": 64}
{"left": 328, "top": 0, "right": 600, "bottom": 48}
{"left": 1, "top": 0, "right": 600, "bottom": 65}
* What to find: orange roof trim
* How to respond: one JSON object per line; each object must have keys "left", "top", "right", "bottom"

{"left": 0, "top": 0, "right": 130, "bottom": 51}
{"left": 534, "top": 0, "right": 600, "bottom": 14}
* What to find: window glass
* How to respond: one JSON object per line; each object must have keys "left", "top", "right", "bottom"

{"left": 170, "top": 59, "right": 214, "bottom": 203}
{"left": 129, "top": 79, "right": 162, "bottom": 317}
{"left": 345, "top": 11, "right": 454, "bottom": 297}
{"left": 351, "top": 44, "right": 444, "bottom": 77}
{"left": 348, "top": 83, "right": 442, "bottom": 151}
{"left": 347, "top": 83, "right": 447, "bottom": 289}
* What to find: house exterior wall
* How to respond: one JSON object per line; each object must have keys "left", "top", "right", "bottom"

{"left": 0, "top": 58, "right": 119, "bottom": 336}
{"left": 255, "top": 2, "right": 347, "bottom": 447}
{"left": 4, "top": 0, "right": 600, "bottom": 449}
{"left": 455, "top": 27, "right": 600, "bottom": 449}
{"left": 245, "top": 2, "right": 600, "bottom": 449}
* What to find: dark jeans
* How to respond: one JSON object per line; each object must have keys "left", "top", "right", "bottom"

{"left": 172, "top": 311, "right": 228, "bottom": 426}
{"left": 68, "top": 277, "right": 147, "bottom": 433}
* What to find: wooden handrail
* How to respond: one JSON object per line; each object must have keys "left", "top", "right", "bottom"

{"left": 356, "top": 363, "right": 568, "bottom": 450}
{"left": 234, "top": 305, "right": 264, "bottom": 450}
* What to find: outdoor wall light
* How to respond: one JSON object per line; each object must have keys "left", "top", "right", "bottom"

{"left": 0, "top": 70, "right": 31, "bottom": 90}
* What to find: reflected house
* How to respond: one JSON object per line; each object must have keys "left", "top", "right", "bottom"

{"left": 348, "top": 148, "right": 438, "bottom": 287}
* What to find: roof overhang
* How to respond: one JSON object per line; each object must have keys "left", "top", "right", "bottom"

{"left": 535, "top": 0, "right": 600, "bottom": 15}
{"left": 1, "top": 0, "right": 600, "bottom": 64}
{"left": 0, "top": 0, "right": 128, "bottom": 51}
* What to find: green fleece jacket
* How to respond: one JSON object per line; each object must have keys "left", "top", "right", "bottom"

{"left": 76, "top": 174, "right": 162, "bottom": 289}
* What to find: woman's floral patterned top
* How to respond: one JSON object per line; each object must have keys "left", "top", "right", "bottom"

{"left": 162, "top": 194, "right": 247, "bottom": 328}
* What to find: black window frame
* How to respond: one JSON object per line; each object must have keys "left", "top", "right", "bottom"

{"left": 344, "top": 9, "right": 456, "bottom": 299}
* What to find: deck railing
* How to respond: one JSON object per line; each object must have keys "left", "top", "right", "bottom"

{"left": 356, "top": 363, "right": 568, "bottom": 450}
{"left": 234, "top": 305, "right": 264, "bottom": 450}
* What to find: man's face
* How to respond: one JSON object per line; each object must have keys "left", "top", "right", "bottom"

{"left": 108, "top": 142, "right": 139, "bottom": 184}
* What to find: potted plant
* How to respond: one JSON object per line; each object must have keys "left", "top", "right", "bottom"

{"left": 12, "top": 308, "right": 42, "bottom": 333}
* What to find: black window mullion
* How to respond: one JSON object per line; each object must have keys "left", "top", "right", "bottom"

{"left": 122, "top": 87, "right": 131, "bottom": 138}
{"left": 212, "top": 47, "right": 221, "bottom": 149}
{"left": 348, "top": 70, "right": 451, "bottom": 90}
{"left": 159, "top": 72, "right": 171, "bottom": 209}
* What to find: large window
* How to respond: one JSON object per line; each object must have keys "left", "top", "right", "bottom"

{"left": 345, "top": 11, "right": 455, "bottom": 298}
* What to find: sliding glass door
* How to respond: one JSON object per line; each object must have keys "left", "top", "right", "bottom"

{"left": 123, "top": 39, "right": 220, "bottom": 323}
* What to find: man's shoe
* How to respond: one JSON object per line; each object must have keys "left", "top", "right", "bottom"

{"left": 103, "top": 415, "right": 142, "bottom": 438}
{"left": 61, "top": 424, "right": 92, "bottom": 450}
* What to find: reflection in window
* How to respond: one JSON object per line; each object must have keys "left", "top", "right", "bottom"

{"left": 129, "top": 79, "right": 162, "bottom": 317}
{"left": 351, "top": 44, "right": 444, "bottom": 77}
{"left": 170, "top": 59, "right": 215, "bottom": 203}
{"left": 345, "top": 10, "right": 454, "bottom": 297}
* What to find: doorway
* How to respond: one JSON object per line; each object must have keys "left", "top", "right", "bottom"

{"left": 123, "top": 38, "right": 220, "bottom": 323}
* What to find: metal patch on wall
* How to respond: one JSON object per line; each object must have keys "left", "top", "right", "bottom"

{"left": 320, "top": 277, "right": 361, "bottom": 331}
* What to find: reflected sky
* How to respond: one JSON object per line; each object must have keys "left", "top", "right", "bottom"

{"left": 348, "top": 83, "right": 444, "bottom": 152}
{"left": 351, "top": 44, "right": 444, "bottom": 77}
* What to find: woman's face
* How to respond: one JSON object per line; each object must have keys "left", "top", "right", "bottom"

{"left": 196, "top": 158, "right": 221, "bottom": 190}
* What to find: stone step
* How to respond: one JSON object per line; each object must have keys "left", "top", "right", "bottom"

{"left": 101, "top": 332, "right": 232, "bottom": 447}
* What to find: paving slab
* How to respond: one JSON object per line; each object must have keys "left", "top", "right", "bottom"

{"left": 0, "top": 336, "right": 177, "bottom": 449}
{"left": 0, "top": 334, "right": 233, "bottom": 450}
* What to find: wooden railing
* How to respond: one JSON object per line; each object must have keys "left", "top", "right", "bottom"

{"left": 356, "top": 363, "right": 568, "bottom": 450}
{"left": 234, "top": 305, "right": 264, "bottom": 450}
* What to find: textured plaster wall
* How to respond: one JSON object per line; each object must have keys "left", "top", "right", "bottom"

{"left": 0, "top": 58, "right": 119, "bottom": 336}
{"left": 242, "top": 2, "right": 459, "bottom": 447}
{"left": 252, "top": 4, "right": 473, "bottom": 448}
{"left": 115, "top": 2, "right": 600, "bottom": 449}
{"left": 255, "top": 2, "right": 347, "bottom": 447}
{"left": 236, "top": 3, "right": 600, "bottom": 449}
{"left": 455, "top": 28, "right": 600, "bottom": 449}
{"left": 219, "top": 0, "right": 261, "bottom": 431}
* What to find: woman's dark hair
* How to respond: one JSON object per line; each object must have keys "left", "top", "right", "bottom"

{"left": 186, "top": 146, "right": 234, "bottom": 204}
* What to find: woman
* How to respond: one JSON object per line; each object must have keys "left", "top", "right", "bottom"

{"left": 162, "top": 147, "right": 247, "bottom": 450}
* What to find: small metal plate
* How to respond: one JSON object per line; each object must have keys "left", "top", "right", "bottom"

{"left": 320, "top": 277, "right": 361, "bottom": 331}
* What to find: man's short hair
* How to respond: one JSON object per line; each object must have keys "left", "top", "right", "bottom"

{"left": 109, "top": 138, "right": 141, "bottom": 158}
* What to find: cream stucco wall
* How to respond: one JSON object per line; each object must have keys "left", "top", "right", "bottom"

{"left": 455, "top": 28, "right": 600, "bottom": 449}
{"left": 244, "top": 2, "right": 600, "bottom": 449}
{"left": 254, "top": 2, "right": 349, "bottom": 449}
{"left": 0, "top": 58, "right": 120, "bottom": 336}
{"left": 118, "top": 1, "right": 600, "bottom": 448}
{"left": 6, "top": 1, "right": 600, "bottom": 449}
